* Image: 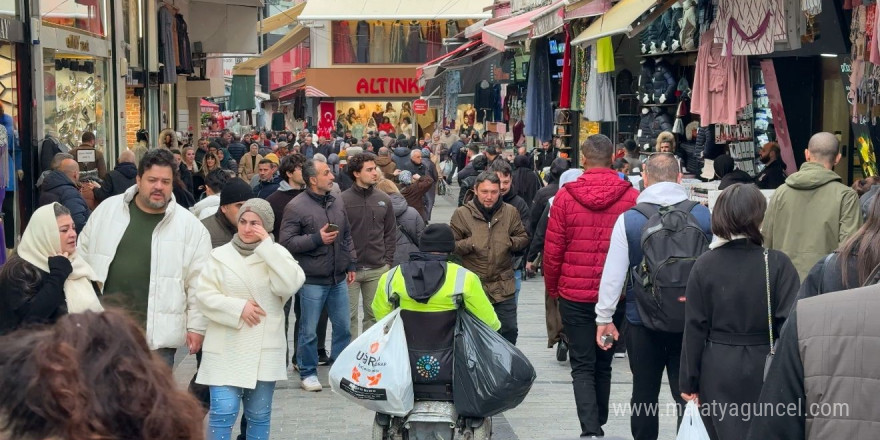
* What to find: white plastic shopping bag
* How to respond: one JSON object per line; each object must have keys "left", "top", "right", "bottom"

{"left": 329, "top": 309, "right": 413, "bottom": 416}
{"left": 675, "top": 401, "right": 710, "bottom": 440}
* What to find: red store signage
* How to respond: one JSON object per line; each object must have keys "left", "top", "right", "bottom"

{"left": 356, "top": 77, "right": 421, "bottom": 95}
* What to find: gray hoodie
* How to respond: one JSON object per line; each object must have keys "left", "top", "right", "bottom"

{"left": 390, "top": 192, "right": 425, "bottom": 265}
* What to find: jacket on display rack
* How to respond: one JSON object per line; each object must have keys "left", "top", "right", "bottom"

{"left": 652, "top": 61, "right": 677, "bottom": 104}
{"left": 356, "top": 20, "right": 370, "bottom": 63}
{"left": 158, "top": 5, "right": 177, "bottom": 83}
{"left": 525, "top": 37, "right": 554, "bottom": 142}
{"left": 175, "top": 14, "right": 193, "bottom": 75}
{"left": 638, "top": 60, "right": 655, "bottom": 104}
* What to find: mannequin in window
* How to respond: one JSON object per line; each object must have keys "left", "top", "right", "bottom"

{"left": 400, "top": 102, "right": 413, "bottom": 122}
{"left": 384, "top": 102, "right": 398, "bottom": 127}
{"left": 372, "top": 104, "right": 384, "bottom": 128}
{"left": 463, "top": 104, "right": 476, "bottom": 127}
{"left": 378, "top": 117, "right": 395, "bottom": 134}
{"left": 399, "top": 116, "right": 413, "bottom": 138}
{"left": 358, "top": 102, "right": 371, "bottom": 124}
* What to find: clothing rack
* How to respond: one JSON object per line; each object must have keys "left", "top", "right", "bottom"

{"left": 161, "top": 1, "right": 179, "bottom": 13}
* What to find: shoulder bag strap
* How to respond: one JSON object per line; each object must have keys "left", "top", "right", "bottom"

{"left": 765, "top": 249, "right": 774, "bottom": 354}
{"left": 385, "top": 266, "right": 400, "bottom": 309}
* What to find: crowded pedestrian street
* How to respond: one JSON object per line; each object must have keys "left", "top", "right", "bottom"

{"left": 2, "top": 1, "right": 880, "bottom": 440}
{"left": 169, "top": 189, "right": 678, "bottom": 439}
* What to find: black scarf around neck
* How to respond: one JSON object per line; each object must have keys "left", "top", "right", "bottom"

{"left": 475, "top": 198, "right": 503, "bottom": 223}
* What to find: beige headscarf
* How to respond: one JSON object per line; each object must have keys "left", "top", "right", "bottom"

{"left": 16, "top": 203, "right": 103, "bottom": 313}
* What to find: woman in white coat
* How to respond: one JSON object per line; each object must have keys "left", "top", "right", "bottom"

{"left": 196, "top": 198, "right": 305, "bottom": 440}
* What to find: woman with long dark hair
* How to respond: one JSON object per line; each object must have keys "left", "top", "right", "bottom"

{"left": 679, "top": 183, "right": 800, "bottom": 440}
{"left": 798, "top": 193, "right": 880, "bottom": 299}
{"left": 0, "top": 309, "right": 205, "bottom": 439}
{"left": 511, "top": 154, "right": 543, "bottom": 209}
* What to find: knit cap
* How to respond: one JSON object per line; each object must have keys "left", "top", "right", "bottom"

{"left": 238, "top": 198, "right": 274, "bottom": 228}
{"left": 419, "top": 224, "right": 455, "bottom": 253}
{"left": 398, "top": 170, "right": 413, "bottom": 185}
{"left": 220, "top": 178, "right": 254, "bottom": 206}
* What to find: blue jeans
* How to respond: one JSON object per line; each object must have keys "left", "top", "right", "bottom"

{"left": 514, "top": 269, "right": 522, "bottom": 304}
{"left": 207, "top": 381, "right": 276, "bottom": 440}
{"left": 297, "top": 281, "right": 351, "bottom": 378}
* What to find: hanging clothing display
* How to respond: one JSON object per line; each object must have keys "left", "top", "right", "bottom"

{"left": 583, "top": 49, "right": 616, "bottom": 122}
{"left": 559, "top": 26, "right": 574, "bottom": 109}
{"left": 370, "top": 22, "right": 389, "bottom": 63}
{"left": 175, "top": 14, "right": 193, "bottom": 74}
{"left": 158, "top": 5, "right": 177, "bottom": 83}
{"left": 405, "top": 21, "right": 421, "bottom": 63}
{"left": 691, "top": 27, "right": 751, "bottom": 126}
{"left": 698, "top": 0, "right": 716, "bottom": 35}
{"left": 445, "top": 70, "right": 461, "bottom": 125}
{"left": 426, "top": 21, "right": 443, "bottom": 60}
{"left": 447, "top": 20, "right": 460, "bottom": 38}
{"left": 525, "top": 37, "right": 554, "bottom": 142}
{"left": 333, "top": 21, "right": 356, "bottom": 64}
{"left": 390, "top": 21, "right": 406, "bottom": 63}
{"left": 474, "top": 81, "right": 500, "bottom": 123}
{"left": 713, "top": 0, "right": 786, "bottom": 56}
{"left": 271, "top": 113, "right": 285, "bottom": 131}
{"left": 570, "top": 43, "right": 588, "bottom": 112}
{"left": 596, "top": 36, "right": 615, "bottom": 74}
{"left": 356, "top": 21, "right": 370, "bottom": 63}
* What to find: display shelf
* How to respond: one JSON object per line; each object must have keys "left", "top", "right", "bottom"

{"left": 638, "top": 49, "right": 699, "bottom": 58}
{"left": 640, "top": 103, "right": 677, "bottom": 107}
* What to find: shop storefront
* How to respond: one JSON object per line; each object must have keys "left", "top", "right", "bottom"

{"left": 37, "top": 0, "right": 117, "bottom": 161}
{"left": 0, "top": 11, "right": 33, "bottom": 256}
{"left": 303, "top": 67, "right": 424, "bottom": 138}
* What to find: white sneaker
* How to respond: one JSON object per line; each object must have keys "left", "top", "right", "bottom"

{"left": 614, "top": 352, "right": 626, "bottom": 359}
{"left": 300, "top": 375, "right": 323, "bottom": 392}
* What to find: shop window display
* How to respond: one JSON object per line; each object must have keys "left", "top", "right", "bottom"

{"left": 41, "top": 0, "right": 107, "bottom": 36}
{"left": 335, "top": 101, "right": 415, "bottom": 138}
{"left": 43, "top": 53, "right": 113, "bottom": 152}
{"left": 332, "top": 20, "right": 470, "bottom": 65}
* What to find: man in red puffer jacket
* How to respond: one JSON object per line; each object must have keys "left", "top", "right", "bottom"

{"left": 543, "top": 134, "right": 638, "bottom": 438}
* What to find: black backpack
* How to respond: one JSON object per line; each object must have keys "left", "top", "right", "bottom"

{"left": 630, "top": 200, "right": 709, "bottom": 333}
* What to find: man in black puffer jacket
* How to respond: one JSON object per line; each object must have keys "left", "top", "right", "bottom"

{"left": 93, "top": 150, "right": 138, "bottom": 203}
{"left": 38, "top": 158, "right": 91, "bottom": 232}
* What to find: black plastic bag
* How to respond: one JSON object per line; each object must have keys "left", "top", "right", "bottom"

{"left": 453, "top": 308, "right": 536, "bottom": 417}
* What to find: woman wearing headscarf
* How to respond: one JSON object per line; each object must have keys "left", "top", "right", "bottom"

{"left": 525, "top": 169, "right": 583, "bottom": 357}
{"left": 512, "top": 154, "right": 543, "bottom": 209}
{"left": 195, "top": 198, "right": 305, "bottom": 440}
{"left": 0, "top": 203, "right": 102, "bottom": 335}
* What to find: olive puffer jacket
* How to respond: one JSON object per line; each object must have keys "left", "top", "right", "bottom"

{"left": 450, "top": 200, "right": 529, "bottom": 303}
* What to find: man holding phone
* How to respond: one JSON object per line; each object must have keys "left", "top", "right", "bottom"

{"left": 280, "top": 159, "right": 357, "bottom": 392}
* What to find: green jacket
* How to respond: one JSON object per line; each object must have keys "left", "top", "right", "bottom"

{"left": 372, "top": 259, "right": 501, "bottom": 331}
{"left": 763, "top": 161, "right": 863, "bottom": 279}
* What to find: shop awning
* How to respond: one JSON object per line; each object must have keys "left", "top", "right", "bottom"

{"left": 417, "top": 40, "right": 483, "bottom": 83}
{"left": 298, "top": 0, "right": 493, "bottom": 21}
{"left": 233, "top": 25, "right": 310, "bottom": 76}
{"left": 571, "top": 0, "right": 675, "bottom": 46}
{"left": 531, "top": 0, "right": 610, "bottom": 38}
{"left": 200, "top": 99, "right": 220, "bottom": 112}
{"left": 482, "top": 2, "right": 560, "bottom": 51}
{"left": 188, "top": 2, "right": 261, "bottom": 54}
{"left": 260, "top": 2, "right": 306, "bottom": 35}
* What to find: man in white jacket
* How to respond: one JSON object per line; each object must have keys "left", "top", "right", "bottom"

{"left": 594, "top": 153, "right": 712, "bottom": 440}
{"left": 78, "top": 149, "right": 212, "bottom": 367}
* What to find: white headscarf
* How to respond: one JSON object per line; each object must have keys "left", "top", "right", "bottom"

{"left": 17, "top": 203, "right": 103, "bottom": 313}
{"left": 548, "top": 169, "right": 584, "bottom": 217}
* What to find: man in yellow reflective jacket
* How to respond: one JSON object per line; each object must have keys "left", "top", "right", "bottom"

{"left": 372, "top": 224, "right": 500, "bottom": 331}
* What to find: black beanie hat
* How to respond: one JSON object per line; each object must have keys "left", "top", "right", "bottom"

{"left": 419, "top": 224, "right": 455, "bottom": 253}
{"left": 220, "top": 178, "right": 254, "bottom": 206}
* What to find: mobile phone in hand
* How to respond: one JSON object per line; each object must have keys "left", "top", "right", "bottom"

{"left": 326, "top": 223, "right": 339, "bottom": 233}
